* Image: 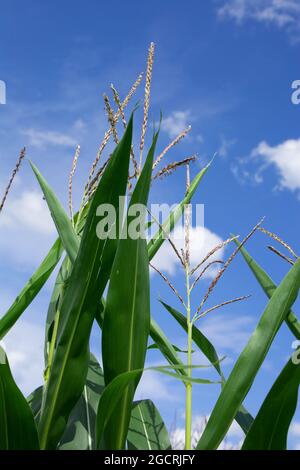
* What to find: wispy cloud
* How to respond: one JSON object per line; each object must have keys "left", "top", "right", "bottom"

{"left": 136, "top": 369, "right": 180, "bottom": 403}
{"left": 201, "top": 314, "right": 254, "bottom": 354}
{"left": 161, "top": 111, "right": 192, "bottom": 138}
{"left": 218, "top": 0, "right": 300, "bottom": 35}
{"left": 218, "top": 135, "right": 237, "bottom": 158}
{"left": 22, "top": 128, "right": 77, "bottom": 149}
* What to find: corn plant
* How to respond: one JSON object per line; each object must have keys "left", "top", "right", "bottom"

{"left": 0, "top": 44, "right": 300, "bottom": 451}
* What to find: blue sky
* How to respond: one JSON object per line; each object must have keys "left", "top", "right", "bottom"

{"left": 1, "top": 0, "right": 300, "bottom": 449}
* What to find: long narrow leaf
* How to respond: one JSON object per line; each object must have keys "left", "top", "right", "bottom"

{"left": 160, "top": 300, "right": 253, "bottom": 433}
{"left": 0, "top": 347, "right": 39, "bottom": 449}
{"left": 127, "top": 400, "right": 172, "bottom": 450}
{"left": 38, "top": 116, "right": 133, "bottom": 450}
{"left": 196, "top": 258, "right": 300, "bottom": 450}
{"left": 234, "top": 239, "right": 300, "bottom": 339}
{"left": 44, "top": 255, "right": 70, "bottom": 365}
{"left": 28, "top": 355, "right": 105, "bottom": 450}
{"left": 161, "top": 300, "right": 222, "bottom": 375}
{"left": 96, "top": 367, "right": 213, "bottom": 448}
{"left": 101, "top": 132, "right": 158, "bottom": 450}
{"left": 242, "top": 355, "right": 300, "bottom": 450}
{"left": 58, "top": 355, "right": 105, "bottom": 450}
{"left": 0, "top": 238, "right": 63, "bottom": 340}
{"left": 31, "top": 162, "right": 79, "bottom": 265}
{"left": 149, "top": 319, "right": 187, "bottom": 378}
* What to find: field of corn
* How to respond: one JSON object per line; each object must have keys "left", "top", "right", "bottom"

{"left": 0, "top": 43, "right": 300, "bottom": 452}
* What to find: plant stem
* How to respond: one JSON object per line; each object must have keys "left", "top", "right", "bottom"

{"left": 184, "top": 164, "right": 192, "bottom": 450}
{"left": 185, "top": 266, "right": 193, "bottom": 450}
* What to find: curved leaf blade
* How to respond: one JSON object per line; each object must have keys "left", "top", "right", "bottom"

{"left": 160, "top": 300, "right": 253, "bottom": 434}
{"left": 28, "top": 355, "right": 104, "bottom": 450}
{"left": 234, "top": 239, "right": 300, "bottom": 340}
{"left": 196, "top": 258, "right": 300, "bottom": 450}
{"left": 149, "top": 319, "right": 187, "bottom": 378}
{"left": 58, "top": 354, "right": 104, "bottom": 450}
{"left": 160, "top": 300, "right": 222, "bottom": 375}
{"left": 44, "top": 255, "right": 70, "bottom": 365}
{"left": 38, "top": 116, "right": 133, "bottom": 450}
{"left": 0, "top": 347, "right": 39, "bottom": 449}
{"left": 101, "top": 132, "right": 158, "bottom": 450}
{"left": 0, "top": 238, "right": 63, "bottom": 340}
{"left": 30, "top": 162, "right": 79, "bottom": 265}
{"left": 242, "top": 355, "right": 300, "bottom": 450}
{"left": 127, "top": 400, "right": 171, "bottom": 450}
{"left": 96, "top": 367, "right": 213, "bottom": 448}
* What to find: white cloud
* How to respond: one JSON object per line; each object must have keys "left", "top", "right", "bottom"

{"left": 0, "top": 189, "right": 56, "bottom": 267}
{"left": 136, "top": 370, "right": 179, "bottom": 402}
{"left": 218, "top": 135, "right": 237, "bottom": 158}
{"left": 0, "top": 190, "right": 55, "bottom": 235}
{"left": 161, "top": 111, "right": 191, "bottom": 138}
{"left": 291, "top": 421, "right": 300, "bottom": 449}
{"left": 231, "top": 137, "right": 300, "bottom": 196}
{"left": 22, "top": 128, "right": 77, "bottom": 148}
{"left": 290, "top": 421, "right": 300, "bottom": 436}
{"left": 170, "top": 415, "right": 242, "bottom": 450}
{"left": 252, "top": 138, "right": 300, "bottom": 192}
{"left": 218, "top": 0, "right": 300, "bottom": 32}
{"left": 1, "top": 319, "right": 44, "bottom": 395}
{"left": 151, "top": 225, "right": 225, "bottom": 279}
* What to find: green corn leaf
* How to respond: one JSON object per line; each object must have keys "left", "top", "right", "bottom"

{"left": 196, "top": 258, "right": 300, "bottom": 450}
{"left": 148, "top": 366, "right": 217, "bottom": 384}
{"left": 96, "top": 367, "right": 214, "bottom": 448}
{"left": 100, "top": 131, "right": 159, "bottom": 450}
{"left": 233, "top": 238, "right": 300, "bottom": 340}
{"left": 44, "top": 255, "right": 70, "bottom": 366}
{"left": 242, "top": 354, "right": 300, "bottom": 450}
{"left": 28, "top": 355, "right": 105, "bottom": 450}
{"left": 0, "top": 238, "right": 63, "bottom": 341}
{"left": 0, "top": 201, "right": 88, "bottom": 345}
{"left": 44, "top": 208, "right": 91, "bottom": 366}
{"left": 147, "top": 343, "right": 194, "bottom": 354}
{"left": 58, "top": 354, "right": 105, "bottom": 450}
{"left": 0, "top": 346, "right": 39, "bottom": 449}
{"left": 30, "top": 162, "right": 79, "bottom": 265}
{"left": 147, "top": 160, "right": 212, "bottom": 261}
{"left": 96, "top": 370, "right": 144, "bottom": 448}
{"left": 127, "top": 400, "right": 172, "bottom": 450}
{"left": 38, "top": 116, "right": 133, "bottom": 450}
{"left": 149, "top": 319, "right": 187, "bottom": 378}
{"left": 95, "top": 300, "right": 188, "bottom": 380}
{"left": 160, "top": 301, "right": 222, "bottom": 375}
{"left": 160, "top": 300, "right": 253, "bottom": 433}
{"left": 27, "top": 386, "right": 43, "bottom": 424}
{"left": 33, "top": 198, "right": 187, "bottom": 383}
